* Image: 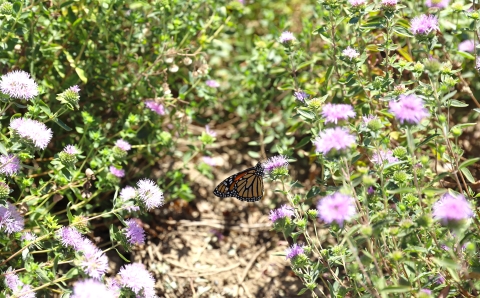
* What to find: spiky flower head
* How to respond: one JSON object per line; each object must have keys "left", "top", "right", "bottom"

{"left": 269, "top": 205, "right": 295, "bottom": 223}
{"left": 200, "top": 125, "right": 216, "bottom": 145}
{"left": 0, "top": 202, "right": 24, "bottom": 234}
{"left": 109, "top": 166, "right": 125, "bottom": 178}
{"left": 317, "top": 192, "right": 356, "bottom": 226}
{"left": 389, "top": 94, "right": 429, "bottom": 124}
{"left": 56, "top": 226, "right": 84, "bottom": 250}
{"left": 432, "top": 193, "right": 473, "bottom": 225}
{"left": 285, "top": 244, "right": 305, "bottom": 260}
{"left": 279, "top": 31, "right": 296, "bottom": 44}
{"left": 263, "top": 155, "right": 289, "bottom": 178}
{"left": 0, "top": 70, "right": 38, "bottom": 100}
{"left": 349, "top": 0, "right": 366, "bottom": 7}
{"left": 293, "top": 91, "right": 309, "bottom": 103}
{"left": 425, "top": 0, "right": 449, "bottom": 8}
{"left": 342, "top": 46, "right": 360, "bottom": 60}
{"left": 78, "top": 239, "right": 109, "bottom": 280}
{"left": 371, "top": 149, "right": 399, "bottom": 165}
{"left": 57, "top": 85, "right": 81, "bottom": 109}
{"left": 410, "top": 14, "right": 439, "bottom": 36}
{"left": 313, "top": 127, "right": 356, "bottom": 156}
{"left": 321, "top": 103, "right": 356, "bottom": 124}
{"left": 10, "top": 118, "right": 53, "bottom": 150}
{"left": 59, "top": 145, "right": 78, "bottom": 166}
{"left": 206, "top": 80, "right": 220, "bottom": 88}
{"left": 118, "top": 263, "right": 156, "bottom": 298}
{"left": 4, "top": 270, "right": 35, "bottom": 298}
{"left": 120, "top": 186, "right": 137, "bottom": 201}
{"left": 145, "top": 100, "right": 165, "bottom": 115}
{"left": 136, "top": 179, "right": 164, "bottom": 210}
{"left": 0, "top": 1, "right": 13, "bottom": 14}
{"left": 0, "top": 154, "right": 21, "bottom": 176}
{"left": 124, "top": 218, "right": 146, "bottom": 245}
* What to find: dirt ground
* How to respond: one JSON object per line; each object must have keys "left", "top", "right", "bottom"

{"left": 127, "top": 157, "right": 311, "bottom": 298}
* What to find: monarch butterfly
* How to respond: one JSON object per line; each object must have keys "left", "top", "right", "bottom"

{"left": 213, "top": 162, "right": 265, "bottom": 202}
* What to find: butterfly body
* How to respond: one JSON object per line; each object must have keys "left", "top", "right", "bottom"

{"left": 213, "top": 162, "right": 265, "bottom": 202}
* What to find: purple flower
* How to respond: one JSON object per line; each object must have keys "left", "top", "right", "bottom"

{"left": 105, "top": 278, "right": 121, "bottom": 297}
{"left": 56, "top": 226, "right": 84, "bottom": 250}
{"left": 109, "top": 166, "right": 125, "bottom": 178}
{"left": 118, "top": 263, "right": 156, "bottom": 298}
{"left": 279, "top": 31, "right": 296, "bottom": 43}
{"left": 263, "top": 155, "right": 289, "bottom": 173}
{"left": 0, "top": 70, "right": 38, "bottom": 100}
{"left": 425, "top": 0, "right": 449, "bottom": 8}
{"left": 410, "top": 14, "right": 439, "bottom": 35}
{"left": 321, "top": 103, "right": 356, "bottom": 124}
{"left": 68, "top": 85, "right": 81, "bottom": 93}
{"left": 458, "top": 40, "right": 475, "bottom": 52}
{"left": 120, "top": 186, "right": 137, "bottom": 201}
{"left": 145, "top": 100, "right": 165, "bottom": 115}
{"left": 10, "top": 118, "right": 53, "bottom": 150}
{"left": 285, "top": 244, "right": 304, "bottom": 260}
{"left": 293, "top": 91, "right": 309, "bottom": 103}
{"left": 349, "top": 0, "right": 366, "bottom": 6}
{"left": 0, "top": 202, "right": 24, "bottom": 234}
{"left": 362, "top": 115, "right": 377, "bottom": 125}
{"left": 342, "top": 47, "right": 360, "bottom": 60}
{"left": 269, "top": 205, "right": 294, "bottom": 223}
{"left": 205, "top": 125, "right": 217, "bottom": 137}
{"left": 202, "top": 156, "right": 216, "bottom": 166}
{"left": 382, "top": 0, "right": 398, "bottom": 6}
{"left": 432, "top": 193, "right": 473, "bottom": 224}
{"left": 124, "top": 218, "right": 145, "bottom": 245}
{"left": 206, "top": 80, "right": 220, "bottom": 88}
{"left": 4, "top": 270, "right": 35, "bottom": 298}
{"left": 317, "top": 193, "right": 356, "bottom": 226}
{"left": 71, "top": 279, "right": 115, "bottom": 298}
{"left": 420, "top": 289, "right": 432, "bottom": 295}
{"left": 436, "top": 274, "right": 445, "bottom": 284}
{"left": 79, "top": 239, "right": 109, "bottom": 279}
{"left": 21, "top": 232, "right": 36, "bottom": 242}
{"left": 313, "top": 127, "right": 356, "bottom": 155}
{"left": 371, "top": 149, "right": 399, "bottom": 165}
{"left": 63, "top": 145, "right": 78, "bottom": 155}
{"left": 0, "top": 154, "right": 21, "bottom": 176}
{"left": 367, "top": 186, "right": 375, "bottom": 195}
{"left": 477, "top": 57, "right": 480, "bottom": 71}
{"left": 115, "top": 139, "right": 131, "bottom": 151}
{"left": 136, "top": 179, "right": 164, "bottom": 209}
{"left": 389, "top": 94, "right": 429, "bottom": 124}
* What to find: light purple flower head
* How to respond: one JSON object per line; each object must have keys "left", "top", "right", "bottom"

{"left": 71, "top": 279, "right": 115, "bottom": 298}
{"left": 68, "top": 85, "right": 81, "bottom": 93}
{"left": 109, "top": 166, "right": 125, "bottom": 178}
{"left": 10, "top": 118, "right": 53, "bottom": 150}
{"left": 78, "top": 239, "right": 109, "bottom": 279}
{"left": 410, "top": 14, "right": 439, "bottom": 35}
{"left": 285, "top": 244, "right": 304, "bottom": 260}
{"left": 105, "top": 278, "right": 121, "bottom": 297}
{"left": 367, "top": 186, "right": 375, "bottom": 195}
{"left": 420, "top": 289, "right": 432, "bottom": 295}
{"left": 389, "top": 94, "right": 429, "bottom": 124}
{"left": 63, "top": 145, "right": 78, "bottom": 155}
{"left": 263, "top": 155, "right": 289, "bottom": 173}
{"left": 371, "top": 149, "right": 399, "bottom": 165}
{"left": 425, "top": 0, "right": 449, "bottom": 8}
{"left": 0, "top": 154, "right": 21, "bottom": 176}
{"left": 349, "top": 0, "right": 366, "bottom": 7}
{"left": 115, "top": 139, "right": 131, "bottom": 151}
{"left": 124, "top": 218, "right": 145, "bottom": 245}
{"left": 313, "top": 127, "right": 356, "bottom": 155}
{"left": 120, "top": 186, "right": 137, "bottom": 201}
{"left": 206, "top": 80, "right": 220, "bottom": 88}
{"left": 145, "top": 100, "right": 165, "bottom": 115}
{"left": 269, "top": 205, "right": 294, "bottom": 223}
{"left": 432, "top": 193, "right": 473, "bottom": 224}
{"left": 293, "top": 91, "right": 309, "bottom": 103}
{"left": 382, "top": 0, "right": 398, "bottom": 6}
{"left": 21, "top": 231, "right": 37, "bottom": 242}
{"left": 0, "top": 202, "right": 24, "bottom": 234}
{"left": 118, "top": 263, "right": 156, "bottom": 298}
{"left": 279, "top": 31, "right": 296, "bottom": 43}
{"left": 56, "top": 226, "right": 84, "bottom": 250}
{"left": 202, "top": 156, "right": 216, "bottom": 166}
{"left": 4, "top": 270, "right": 35, "bottom": 298}
{"left": 136, "top": 179, "right": 164, "bottom": 209}
{"left": 342, "top": 47, "right": 360, "bottom": 60}
{"left": 321, "top": 103, "right": 356, "bottom": 124}
{"left": 0, "top": 70, "right": 38, "bottom": 100}
{"left": 317, "top": 192, "right": 356, "bottom": 226}
{"left": 205, "top": 125, "right": 217, "bottom": 137}
{"left": 477, "top": 57, "right": 480, "bottom": 71}
{"left": 362, "top": 115, "right": 378, "bottom": 125}
{"left": 458, "top": 40, "right": 475, "bottom": 52}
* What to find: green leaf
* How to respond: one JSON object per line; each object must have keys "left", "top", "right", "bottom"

{"left": 297, "top": 109, "right": 315, "bottom": 120}
{"left": 0, "top": 142, "right": 8, "bottom": 156}
{"left": 66, "top": 203, "right": 74, "bottom": 223}
{"left": 263, "top": 135, "right": 274, "bottom": 144}
{"left": 297, "top": 288, "right": 309, "bottom": 295}
{"left": 416, "top": 134, "right": 440, "bottom": 148}
{"left": 75, "top": 67, "right": 88, "bottom": 83}
{"left": 54, "top": 118, "right": 72, "bottom": 131}
{"left": 457, "top": 51, "right": 475, "bottom": 60}
{"left": 295, "top": 136, "right": 311, "bottom": 149}
{"left": 386, "top": 187, "right": 416, "bottom": 194}
{"left": 115, "top": 248, "right": 131, "bottom": 262}
{"left": 449, "top": 99, "right": 468, "bottom": 107}
{"left": 379, "top": 286, "right": 411, "bottom": 293}
{"left": 459, "top": 158, "right": 480, "bottom": 170}
{"left": 248, "top": 151, "right": 260, "bottom": 158}
{"left": 65, "top": 267, "right": 79, "bottom": 279}
{"left": 461, "top": 167, "right": 475, "bottom": 183}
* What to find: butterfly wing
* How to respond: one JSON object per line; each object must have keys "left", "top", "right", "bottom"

{"left": 213, "top": 165, "right": 264, "bottom": 202}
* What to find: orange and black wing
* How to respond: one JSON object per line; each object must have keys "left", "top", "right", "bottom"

{"left": 213, "top": 164, "right": 265, "bottom": 202}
